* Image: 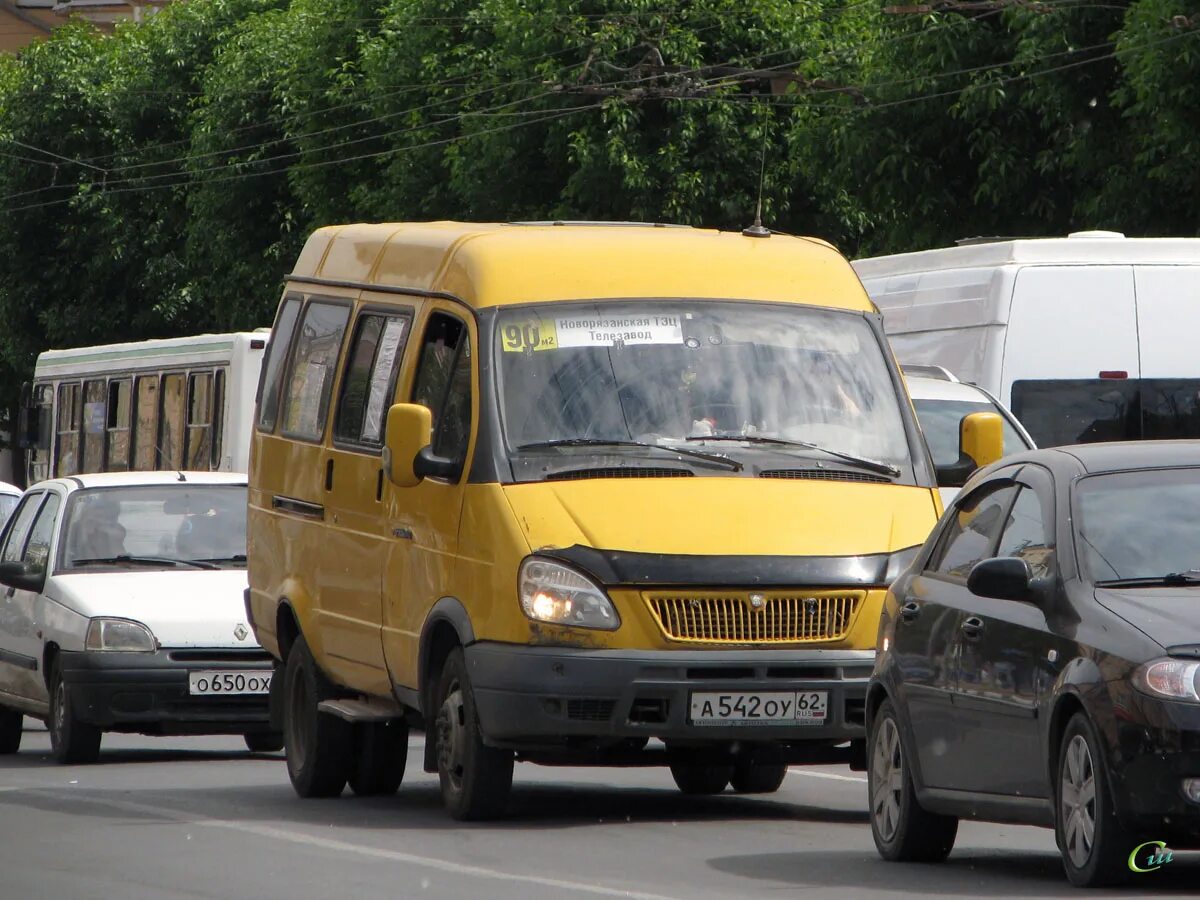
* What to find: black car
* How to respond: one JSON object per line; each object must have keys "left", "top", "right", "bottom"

{"left": 867, "top": 441, "right": 1200, "bottom": 887}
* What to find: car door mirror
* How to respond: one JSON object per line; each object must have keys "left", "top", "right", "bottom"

{"left": 0, "top": 560, "right": 44, "bottom": 593}
{"left": 935, "top": 412, "right": 1005, "bottom": 488}
{"left": 967, "top": 557, "right": 1033, "bottom": 602}
{"left": 383, "top": 403, "right": 433, "bottom": 488}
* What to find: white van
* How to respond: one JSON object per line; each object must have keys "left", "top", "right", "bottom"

{"left": 853, "top": 232, "right": 1200, "bottom": 447}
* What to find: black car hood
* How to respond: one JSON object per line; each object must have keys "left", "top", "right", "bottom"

{"left": 1094, "top": 587, "right": 1200, "bottom": 653}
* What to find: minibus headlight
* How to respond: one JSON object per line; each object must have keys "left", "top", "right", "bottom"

{"left": 1133, "top": 658, "right": 1200, "bottom": 703}
{"left": 85, "top": 617, "right": 158, "bottom": 652}
{"left": 518, "top": 558, "right": 620, "bottom": 631}
{"left": 884, "top": 545, "right": 922, "bottom": 585}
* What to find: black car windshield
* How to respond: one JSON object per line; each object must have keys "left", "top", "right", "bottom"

{"left": 495, "top": 301, "right": 911, "bottom": 477}
{"left": 1076, "top": 468, "right": 1200, "bottom": 584}
{"left": 912, "top": 398, "right": 1029, "bottom": 470}
{"left": 59, "top": 484, "right": 247, "bottom": 572}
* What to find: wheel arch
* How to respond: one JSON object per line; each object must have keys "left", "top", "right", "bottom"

{"left": 42, "top": 642, "right": 60, "bottom": 689}
{"left": 275, "top": 600, "right": 301, "bottom": 663}
{"left": 418, "top": 598, "right": 474, "bottom": 774}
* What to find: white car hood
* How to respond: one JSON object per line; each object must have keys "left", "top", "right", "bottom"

{"left": 48, "top": 569, "right": 258, "bottom": 649}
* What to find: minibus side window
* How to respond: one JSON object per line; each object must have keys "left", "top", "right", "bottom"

{"left": 81, "top": 379, "right": 107, "bottom": 473}
{"left": 279, "top": 301, "right": 351, "bottom": 442}
{"left": 56, "top": 382, "right": 82, "bottom": 476}
{"left": 106, "top": 379, "right": 132, "bottom": 471}
{"left": 132, "top": 375, "right": 160, "bottom": 470}
{"left": 335, "top": 313, "right": 411, "bottom": 448}
{"left": 412, "top": 314, "right": 470, "bottom": 463}
{"left": 257, "top": 296, "right": 303, "bottom": 433}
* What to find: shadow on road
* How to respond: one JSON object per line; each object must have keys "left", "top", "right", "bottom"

{"left": 707, "top": 848, "right": 1200, "bottom": 896}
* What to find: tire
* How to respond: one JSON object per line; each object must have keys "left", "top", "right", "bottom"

{"left": 730, "top": 761, "right": 788, "bottom": 794}
{"left": 868, "top": 699, "right": 957, "bottom": 862}
{"left": 283, "top": 636, "right": 352, "bottom": 798}
{"left": 48, "top": 660, "right": 101, "bottom": 765}
{"left": 1056, "top": 712, "right": 1137, "bottom": 888}
{"left": 434, "top": 647, "right": 513, "bottom": 820}
{"left": 0, "top": 707, "right": 22, "bottom": 755}
{"left": 348, "top": 720, "right": 408, "bottom": 797}
{"left": 244, "top": 732, "right": 284, "bottom": 753}
{"left": 669, "top": 761, "right": 733, "bottom": 795}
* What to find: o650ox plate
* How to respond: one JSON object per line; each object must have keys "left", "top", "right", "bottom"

{"left": 689, "top": 691, "right": 828, "bottom": 726}
{"left": 188, "top": 670, "right": 272, "bottom": 696}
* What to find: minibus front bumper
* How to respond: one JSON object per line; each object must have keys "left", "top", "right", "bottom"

{"left": 466, "top": 642, "right": 873, "bottom": 748}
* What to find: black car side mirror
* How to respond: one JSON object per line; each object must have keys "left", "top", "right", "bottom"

{"left": 967, "top": 557, "right": 1033, "bottom": 602}
{"left": 0, "top": 560, "right": 44, "bottom": 593}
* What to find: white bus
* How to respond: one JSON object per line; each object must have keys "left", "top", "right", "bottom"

{"left": 19, "top": 332, "right": 268, "bottom": 484}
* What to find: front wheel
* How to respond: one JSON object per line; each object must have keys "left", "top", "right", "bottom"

{"left": 48, "top": 660, "right": 101, "bottom": 765}
{"left": 283, "top": 636, "right": 352, "bottom": 798}
{"left": 244, "top": 732, "right": 284, "bottom": 753}
{"left": 1056, "top": 712, "right": 1137, "bottom": 888}
{"left": 868, "top": 699, "right": 957, "bottom": 862}
{"left": 730, "top": 761, "right": 788, "bottom": 794}
{"left": 434, "top": 648, "right": 513, "bottom": 820}
{"left": 669, "top": 761, "right": 733, "bottom": 795}
{"left": 348, "top": 720, "right": 408, "bottom": 797}
{"left": 0, "top": 706, "right": 22, "bottom": 755}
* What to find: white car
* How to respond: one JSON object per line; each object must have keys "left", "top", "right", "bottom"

{"left": 905, "top": 367, "right": 1036, "bottom": 505}
{"left": 0, "top": 471, "right": 278, "bottom": 763}
{"left": 0, "top": 482, "right": 18, "bottom": 529}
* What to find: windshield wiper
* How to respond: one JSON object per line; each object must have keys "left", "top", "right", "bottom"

{"left": 517, "top": 438, "right": 742, "bottom": 472}
{"left": 679, "top": 434, "right": 901, "bottom": 479}
{"left": 71, "top": 555, "right": 219, "bottom": 571}
{"left": 1097, "top": 570, "right": 1200, "bottom": 588}
{"left": 195, "top": 555, "right": 247, "bottom": 565}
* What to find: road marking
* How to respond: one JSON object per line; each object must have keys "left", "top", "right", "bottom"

{"left": 25, "top": 790, "right": 682, "bottom": 900}
{"left": 787, "top": 769, "right": 867, "bottom": 784}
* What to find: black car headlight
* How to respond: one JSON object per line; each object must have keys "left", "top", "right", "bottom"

{"left": 1133, "top": 658, "right": 1200, "bottom": 702}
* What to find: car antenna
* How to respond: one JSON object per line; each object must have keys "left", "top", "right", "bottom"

{"left": 177, "top": 470, "right": 186, "bottom": 482}
{"left": 743, "top": 104, "right": 771, "bottom": 239}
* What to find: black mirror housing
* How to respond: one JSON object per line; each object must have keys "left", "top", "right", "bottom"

{"left": 967, "top": 557, "right": 1033, "bottom": 602}
{"left": 412, "top": 446, "right": 463, "bottom": 483}
{"left": 0, "top": 560, "right": 44, "bottom": 593}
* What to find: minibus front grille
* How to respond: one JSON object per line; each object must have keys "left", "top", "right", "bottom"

{"left": 758, "top": 469, "right": 891, "bottom": 484}
{"left": 644, "top": 591, "right": 863, "bottom": 644}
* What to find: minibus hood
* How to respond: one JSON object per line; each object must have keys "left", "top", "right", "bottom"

{"left": 502, "top": 478, "right": 938, "bottom": 558}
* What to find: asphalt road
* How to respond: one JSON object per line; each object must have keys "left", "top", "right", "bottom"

{"left": 0, "top": 720, "right": 1194, "bottom": 899}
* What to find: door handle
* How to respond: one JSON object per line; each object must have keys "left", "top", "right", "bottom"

{"left": 961, "top": 616, "right": 985, "bottom": 639}
{"left": 899, "top": 601, "right": 921, "bottom": 621}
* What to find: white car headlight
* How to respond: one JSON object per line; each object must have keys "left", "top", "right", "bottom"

{"left": 85, "top": 618, "right": 157, "bottom": 652}
{"left": 518, "top": 558, "right": 620, "bottom": 630}
{"left": 1133, "top": 658, "right": 1200, "bottom": 702}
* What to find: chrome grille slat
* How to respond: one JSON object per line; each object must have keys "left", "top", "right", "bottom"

{"left": 645, "top": 591, "right": 863, "bottom": 644}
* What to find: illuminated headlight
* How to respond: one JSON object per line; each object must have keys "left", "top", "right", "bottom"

{"left": 85, "top": 618, "right": 157, "bottom": 652}
{"left": 884, "top": 545, "right": 922, "bottom": 585}
{"left": 518, "top": 558, "right": 620, "bottom": 630}
{"left": 1133, "top": 659, "right": 1200, "bottom": 702}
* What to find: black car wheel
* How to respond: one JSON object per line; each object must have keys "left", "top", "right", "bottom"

{"left": 0, "top": 706, "right": 22, "bottom": 755}
{"left": 244, "top": 732, "right": 284, "bottom": 753}
{"left": 729, "top": 761, "right": 788, "bottom": 794}
{"left": 283, "top": 636, "right": 351, "bottom": 797}
{"left": 669, "top": 760, "right": 733, "bottom": 795}
{"left": 348, "top": 720, "right": 408, "bottom": 797}
{"left": 48, "top": 660, "right": 101, "bottom": 765}
{"left": 1056, "top": 712, "right": 1138, "bottom": 887}
{"left": 434, "top": 648, "right": 513, "bottom": 820}
{"left": 868, "top": 698, "right": 957, "bottom": 862}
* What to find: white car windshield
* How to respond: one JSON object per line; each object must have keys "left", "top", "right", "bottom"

{"left": 59, "top": 484, "right": 247, "bottom": 571}
{"left": 496, "top": 301, "right": 911, "bottom": 476}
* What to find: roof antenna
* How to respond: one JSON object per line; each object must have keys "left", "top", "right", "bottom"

{"left": 743, "top": 103, "right": 771, "bottom": 239}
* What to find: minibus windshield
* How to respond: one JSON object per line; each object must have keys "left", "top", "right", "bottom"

{"left": 495, "top": 301, "right": 911, "bottom": 477}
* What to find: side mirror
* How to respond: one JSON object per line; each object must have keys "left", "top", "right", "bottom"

{"left": 935, "top": 411, "right": 1005, "bottom": 488}
{"left": 967, "top": 557, "right": 1032, "bottom": 602}
{"left": 384, "top": 403, "right": 432, "bottom": 488}
{"left": 0, "top": 560, "right": 44, "bottom": 593}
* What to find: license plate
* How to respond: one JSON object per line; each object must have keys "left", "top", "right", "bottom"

{"left": 689, "top": 691, "right": 828, "bottom": 726}
{"left": 188, "top": 670, "right": 272, "bottom": 696}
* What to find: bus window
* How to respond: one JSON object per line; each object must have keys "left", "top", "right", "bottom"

{"left": 186, "top": 372, "right": 213, "bottom": 470}
{"left": 56, "top": 383, "right": 82, "bottom": 476}
{"left": 29, "top": 384, "right": 52, "bottom": 483}
{"left": 211, "top": 368, "right": 226, "bottom": 470}
{"left": 82, "top": 380, "right": 107, "bottom": 473}
{"left": 161, "top": 373, "right": 185, "bottom": 469}
{"left": 133, "top": 376, "right": 160, "bottom": 471}
{"left": 107, "top": 379, "right": 132, "bottom": 471}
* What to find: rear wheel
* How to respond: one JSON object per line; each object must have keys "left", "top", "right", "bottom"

{"left": 283, "top": 636, "right": 351, "bottom": 798}
{"left": 669, "top": 760, "right": 733, "bottom": 795}
{"left": 348, "top": 720, "right": 408, "bottom": 797}
{"left": 434, "top": 648, "right": 513, "bottom": 820}
{"left": 48, "top": 660, "right": 101, "bottom": 765}
{"left": 244, "top": 732, "right": 284, "bottom": 753}
{"left": 730, "top": 761, "right": 788, "bottom": 794}
{"left": 0, "top": 706, "right": 22, "bottom": 755}
{"left": 869, "top": 699, "right": 957, "bottom": 862}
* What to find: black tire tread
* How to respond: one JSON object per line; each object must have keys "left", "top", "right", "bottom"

{"left": 283, "top": 636, "right": 351, "bottom": 798}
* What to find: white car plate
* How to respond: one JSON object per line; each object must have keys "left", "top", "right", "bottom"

{"left": 689, "top": 690, "right": 828, "bottom": 726}
{"left": 188, "top": 670, "right": 272, "bottom": 696}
